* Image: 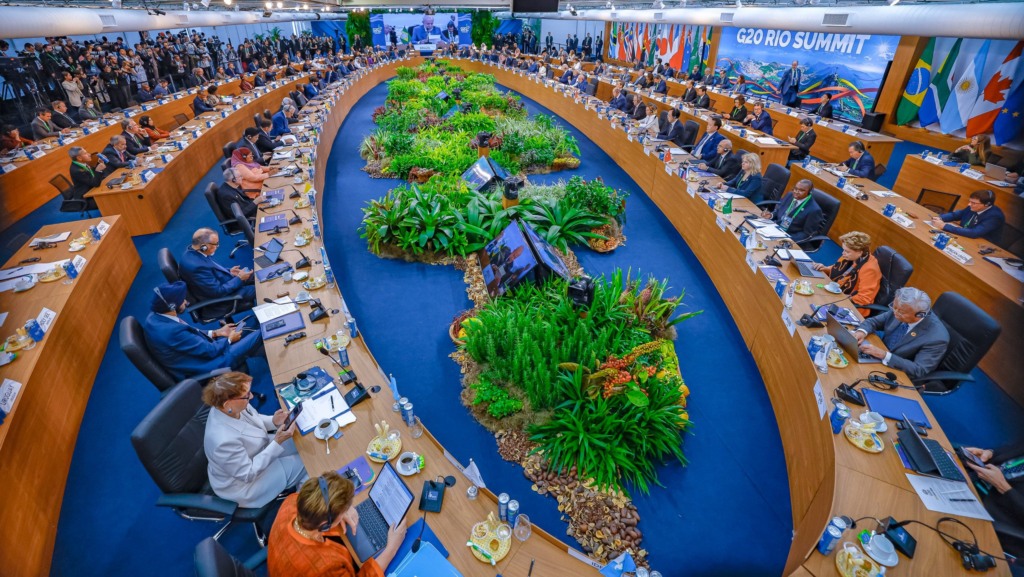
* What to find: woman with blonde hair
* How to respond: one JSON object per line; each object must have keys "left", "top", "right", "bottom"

{"left": 952, "top": 134, "right": 991, "bottom": 167}
{"left": 812, "top": 231, "right": 882, "bottom": 316}
{"left": 718, "top": 152, "right": 764, "bottom": 203}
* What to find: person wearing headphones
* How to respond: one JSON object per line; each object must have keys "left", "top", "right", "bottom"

{"left": 268, "top": 471, "right": 407, "bottom": 576}
{"left": 143, "top": 280, "right": 264, "bottom": 381}
{"left": 202, "top": 372, "right": 307, "bottom": 510}
{"left": 810, "top": 231, "right": 881, "bottom": 317}
{"left": 853, "top": 287, "right": 950, "bottom": 379}
{"left": 178, "top": 228, "right": 256, "bottom": 317}
{"left": 838, "top": 140, "right": 876, "bottom": 179}
{"left": 926, "top": 189, "right": 1006, "bottom": 244}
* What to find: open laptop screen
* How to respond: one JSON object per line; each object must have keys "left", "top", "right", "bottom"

{"left": 370, "top": 461, "right": 415, "bottom": 527}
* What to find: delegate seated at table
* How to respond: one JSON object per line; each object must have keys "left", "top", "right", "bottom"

{"left": 958, "top": 444, "right": 1024, "bottom": 558}
{"left": 270, "top": 105, "right": 296, "bottom": 137}
{"left": 717, "top": 152, "right": 763, "bottom": 203}
{"left": 609, "top": 87, "right": 628, "bottom": 112}
{"left": 812, "top": 93, "right": 834, "bottom": 119}
{"left": 67, "top": 146, "right": 108, "bottom": 211}
{"left": 656, "top": 108, "right": 686, "bottom": 147}
{"left": 230, "top": 147, "right": 271, "bottom": 193}
{"left": 138, "top": 115, "right": 170, "bottom": 141}
{"left": 926, "top": 189, "right": 1006, "bottom": 244}
{"left": 218, "top": 168, "right": 259, "bottom": 220}
{"left": 839, "top": 141, "right": 875, "bottom": 179}
{"left": 699, "top": 140, "right": 741, "bottom": 180}
{"left": 202, "top": 372, "right": 307, "bottom": 509}
{"left": 690, "top": 116, "right": 725, "bottom": 163}
{"left": 728, "top": 95, "right": 748, "bottom": 123}
{"left": 761, "top": 178, "right": 823, "bottom": 244}
{"left": 743, "top": 101, "right": 772, "bottom": 135}
{"left": 236, "top": 127, "right": 268, "bottom": 166}
{"left": 51, "top": 100, "right": 79, "bottom": 129}
{"left": 853, "top": 287, "right": 949, "bottom": 379}
{"left": 179, "top": 228, "right": 257, "bottom": 317}
{"left": 31, "top": 106, "right": 68, "bottom": 140}
{"left": 268, "top": 472, "right": 406, "bottom": 577}
{"left": 143, "top": 281, "right": 264, "bottom": 381}
{"left": 788, "top": 117, "right": 817, "bottom": 161}
{"left": 0, "top": 124, "right": 33, "bottom": 154}
{"left": 630, "top": 94, "right": 646, "bottom": 121}
{"left": 120, "top": 119, "right": 151, "bottom": 155}
{"left": 951, "top": 134, "right": 991, "bottom": 167}
{"left": 811, "top": 231, "right": 881, "bottom": 317}
{"left": 637, "top": 103, "right": 659, "bottom": 134}
{"left": 693, "top": 86, "right": 711, "bottom": 109}
{"left": 101, "top": 135, "right": 136, "bottom": 170}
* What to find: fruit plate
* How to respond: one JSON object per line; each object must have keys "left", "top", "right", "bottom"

{"left": 469, "top": 520, "right": 511, "bottom": 564}
{"left": 4, "top": 335, "right": 30, "bottom": 351}
{"left": 827, "top": 350, "right": 849, "bottom": 369}
{"left": 366, "top": 436, "right": 401, "bottom": 463}
{"left": 38, "top": 268, "right": 67, "bottom": 283}
{"left": 302, "top": 277, "right": 326, "bottom": 290}
{"left": 844, "top": 424, "right": 884, "bottom": 453}
{"left": 835, "top": 542, "right": 883, "bottom": 577}
{"left": 795, "top": 285, "right": 815, "bottom": 296}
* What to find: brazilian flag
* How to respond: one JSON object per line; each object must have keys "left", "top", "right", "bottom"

{"left": 896, "top": 38, "right": 935, "bottom": 125}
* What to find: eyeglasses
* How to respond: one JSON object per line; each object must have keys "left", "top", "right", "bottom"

{"left": 233, "top": 390, "right": 254, "bottom": 401}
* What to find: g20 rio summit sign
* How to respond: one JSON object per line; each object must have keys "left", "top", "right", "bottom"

{"left": 734, "top": 28, "right": 876, "bottom": 55}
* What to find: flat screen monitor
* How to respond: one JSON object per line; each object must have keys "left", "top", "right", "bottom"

{"left": 521, "top": 220, "right": 571, "bottom": 281}
{"left": 479, "top": 221, "right": 539, "bottom": 299}
{"left": 512, "top": 0, "right": 559, "bottom": 12}
{"left": 461, "top": 156, "right": 509, "bottom": 192}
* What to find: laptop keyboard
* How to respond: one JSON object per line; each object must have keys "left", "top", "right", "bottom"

{"left": 923, "top": 438, "right": 966, "bottom": 482}
{"left": 357, "top": 500, "right": 389, "bottom": 548}
{"left": 254, "top": 254, "right": 274, "bottom": 268}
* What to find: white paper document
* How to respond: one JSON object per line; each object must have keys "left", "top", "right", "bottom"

{"left": 0, "top": 260, "right": 70, "bottom": 281}
{"left": 870, "top": 190, "right": 899, "bottom": 198}
{"left": 984, "top": 257, "right": 1024, "bottom": 282}
{"left": 294, "top": 384, "right": 355, "bottom": 434}
{"left": 30, "top": 232, "right": 71, "bottom": 246}
{"left": 905, "top": 473, "right": 993, "bottom": 521}
{"left": 755, "top": 137, "right": 778, "bottom": 145}
{"left": 755, "top": 225, "right": 791, "bottom": 239}
{"left": 252, "top": 301, "right": 298, "bottom": 324}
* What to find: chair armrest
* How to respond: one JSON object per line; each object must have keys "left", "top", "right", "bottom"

{"left": 243, "top": 548, "right": 268, "bottom": 570}
{"left": 862, "top": 304, "right": 889, "bottom": 314}
{"left": 156, "top": 493, "right": 238, "bottom": 517}
{"left": 795, "top": 235, "right": 832, "bottom": 251}
{"left": 184, "top": 295, "right": 245, "bottom": 315}
{"left": 756, "top": 200, "right": 780, "bottom": 210}
{"left": 912, "top": 371, "right": 975, "bottom": 385}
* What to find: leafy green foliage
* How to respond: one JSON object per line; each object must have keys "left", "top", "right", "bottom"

{"left": 520, "top": 202, "right": 607, "bottom": 252}
{"left": 563, "top": 176, "right": 629, "bottom": 218}
{"left": 470, "top": 376, "right": 524, "bottom": 419}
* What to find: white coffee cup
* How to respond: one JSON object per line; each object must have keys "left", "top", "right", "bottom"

{"left": 859, "top": 411, "right": 885, "bottom": 430}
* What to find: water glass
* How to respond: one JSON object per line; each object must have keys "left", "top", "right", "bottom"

{"left": 513, "top": 514, "right": 532, "bottom": 542}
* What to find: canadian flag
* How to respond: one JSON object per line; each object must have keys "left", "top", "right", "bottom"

{"left": 967, "top": 40, "right": 1023, "bottom": 136}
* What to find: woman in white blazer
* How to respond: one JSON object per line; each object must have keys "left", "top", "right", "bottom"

{"left": 203, "top": 372, "right": 308, "bottom": 508}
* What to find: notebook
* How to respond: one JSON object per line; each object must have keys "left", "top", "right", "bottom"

{"left": 258, "top": 213, "right": 288, "bottom": 232}
{"left": 384, "top": 518, "right": 452, "bottom": 575}
{"left": 863, "top": 389, "right": 932, "bottom": 429}
{"left": 386, "top": 541, "right": 460, "bottom": 577}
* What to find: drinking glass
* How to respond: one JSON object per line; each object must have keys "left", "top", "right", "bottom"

{"left": 513, "top": 514, "right": 532, "bottom": 542}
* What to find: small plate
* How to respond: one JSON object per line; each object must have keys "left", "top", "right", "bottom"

{"left": 795, "top": 285, "right": 815, "bottom": 296}
{"left": 303, "top": 277, "right": 326, "bottom": 291}
{"left": 395, "top": 452, "right": 421, "bottom": 476}
{"left": 292, "top": 271, "right": 309, "bottom": 282}
{"left": 844, "top": 424, "right": 884, "bottom": 453}
{"left": 294, "top": 237, "right": 309, "bottom": 247}
{"left": 69, "top": 243, "right": 87, "bottom": 252}
{"left": 314, "top": 418, "right": 339, "bottom": 440}
{"left": 824, "top": 283, "right": 843, "bottom": 294}
{"left": 4, "top": 335, "right": 30, "bottom": 351}
{"left": 38, "top": 268, "right": 66, "bottom": 283}
{"left": 827, "top": 350, "right": 849, "bottom": 369}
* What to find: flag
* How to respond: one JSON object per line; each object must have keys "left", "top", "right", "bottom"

{"left": 919, "top": 38, "right": 963, "bottom": 127}
{"left": 967, "top": 40, "right": 1023, "bottom": 136}
{"left": 940, "top": 40, "right": 989, "bottom": 133}
{"left": 896, "top": 38, "right": 935, "bottom": 125}
{"left": 599, "top": 552, "right": 637, "bottom": 577}
{"left": 681, "top": 27, "right": 693, "bottom": 73}
{"left": 688, "top": 26, "right": 703, "bottom": 76}
{"left": 994, "top": 74, "right": 1024, "bottom": 144}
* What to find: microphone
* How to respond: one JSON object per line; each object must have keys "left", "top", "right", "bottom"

{"left": 281, "top": 249, "right": 312, "bottom": 269}
{"left": 799, "top": 291, "right": 858, "bottom": 328}
{"left": 318, "top": 345, "right": 344, "bottom": 369}
{"left": 410, "top": 511, "right": 428, "bottom": 553}
{"left": 733, "top": 214, "right": 756, "bottom": 233}
{"left": 762, "top": 240, "right": 793, "bottom": 267}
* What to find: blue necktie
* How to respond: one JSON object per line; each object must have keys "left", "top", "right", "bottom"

{"left": 694, "top": 135, "right": 709, "bottom": 157}
{"left": 883, "top": 322, "right": 909, "bottom": 350}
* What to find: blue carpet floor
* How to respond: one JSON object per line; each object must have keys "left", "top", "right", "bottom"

{"left": 0, "top": 76, "right": 1009, "bottom": 577}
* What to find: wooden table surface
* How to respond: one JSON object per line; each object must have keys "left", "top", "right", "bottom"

{"left": 84, "top": 74, "right": 310, "bottom": 237}
{"left": 449, "top": 58, "right": 1010, "bottom": 576}
{"left": 789, "top": 163, "right": 1024, "bottom": 403}
{"left": 252, "top": 60, "right": 606, "bottom": 577}
{"left": 893, "top": 154, "right": 1022, "bottom": 233}
{"left": 0, "top": 215, "right": 140, "bottom": 577}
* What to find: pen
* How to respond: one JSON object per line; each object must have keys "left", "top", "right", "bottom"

{"left": 331, "top": 396, "right": 335, "bottom": 411}
{"left": 528, "top": 558, "right": 535, "bottom": 576}
{"left": 950, "top": 498, "right": 975, "bottom": 502}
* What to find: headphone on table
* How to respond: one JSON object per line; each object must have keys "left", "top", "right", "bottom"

{"left": 318, "top": 476, "right": 333, "bottom": 532}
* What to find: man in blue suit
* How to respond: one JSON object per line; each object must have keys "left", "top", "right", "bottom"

{"left": 653, "top": 75, "right": 668, "bottom": 95}
{"left": 743, "top": 101, "right": 773, "bottom": 135}
{"left": 527, "top": 61, "right": 539, "bottom": 74}
{"left": 270, "top": 105, "right": 296, "bottom": 137}
{"left": 609, "top": 87, "right": 629, "bottom": 112}
{"left": 928, "top": 189, "right": 1006, "bottom": 244}
{"left": 144, "top": 281, "right": 264, "bottom": 381}
{"left": 779, "top": 60, "right": 802, "bottom": 107}
{"left": 410, "top": 14, "right": 442, "bottom": 44}
{"left": 761, "top": 178, "right": 823, "bottom": 243}
{"left": 573, "top": 73, "right": 589, "bottom": 93}
{"left": 302, "top": 82, "right": 319, "bottom": 99}
{"left": 179, "top": 228, "right": 257, "bottom": 317}
{"left": 690, "top": 116, "right": 726, "bottom": 163}
{"left": 841, "top": 141, "right": 875, "bottom": 179}
{"left": 559, "top": 69, "right": 574, "bottom": 84}
{"left": 193, "top": 88, "right": 215, "bottom": 116}
{"left": 854, "top": 287, "right": 949, "bottom": 379}
{"left": 656, "top": 108, "right": 686, "bottom": 147}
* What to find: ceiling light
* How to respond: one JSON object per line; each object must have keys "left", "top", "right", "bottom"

{"left": 266, "top": 1, "right": 272, "bottom": 8}
{"left": 111, "top": 0, "right": 122, "bottom": 6}
{"left": 277, "top": 1, "right": 283, "bottom": 8}
{"left": 224, "top": 0, "right": 231, "bottom": 5}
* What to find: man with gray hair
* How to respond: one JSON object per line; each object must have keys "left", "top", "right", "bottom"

{"left": 178, "top": 227, "right": 256, "bottom": 317}
{"left": 216, "top": 167, "right": 257, "bottom": 220}
{"left": 101, "top": 134, "right": 135, "bottom": 170}
{"left": 67, "top": 146, "right": 109, "bottom": 211}
{"left": 853, "top": 287, "right": 950, "bottom": 379}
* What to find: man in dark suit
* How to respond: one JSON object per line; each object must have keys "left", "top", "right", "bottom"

{"left": 143, "top": 280, "right": 264, "bottom": 381}
{"left": 682, "top": 83, "right": 698, "bottom": 103}
{"left": 255, "top": 119, "right": 284, "bottom": 154}
{"left": 701, "top": 70, "right": 715, "bottom": 85}
{"left": 193, "top": 87, "right": 215, "bottom": 115}
{"left": 558, "top": 68, "right": 574, "bottom": 84}
{"left": 608, "top": 87, "right": 628, "bottom": 112}
{"left": 30, "top": 107, "right": 65, "bottom": 140}
{"left": 690, "top": 116, "right": 725, "bottom": 163}
{"left": 743, "top": 101, "right": 773, "bottom": 135}
{"left": 928, "top": 189, "right": 1006, "bottom": 244}
{"left": 813, "top": 93, "right": 834, "bottom": 119}
{"left": 630, "top": 94, "right": 646, "bottom": 121}
{"left": 699, "top": 140, "right": 740, "bottom": 180}
{"left": 653, "top": 75, "right": 668, "bottom": 95}
{"left": 853, "top": 287, "right": 949, "bottom": 379}
{"left": 302, "top": 82, "right": 319, "bottom": 99}
{"left": 120, "top": 120, "right": 151, "bottom": 155}
{"left": 779, "top": 60, "right": 802, "bottom": 107}
{"left": 573, "top": 73, "right": 589, "bottom": 92}
{"left": 788, "top": 116, "right": 817, "bottom": 161}
{"left": 67, "top": 146, "right": 109, "bottom": 211}
{"left": 217, "top": 168, "right": 258, "bottom": 220}
{"left": 101, "top": 135, "right": 136, "bottom": 170}
{"left": 841, "top": 140, "right": 875, "bottom": 179}
{"left": 51, "top": 101, "right": 79, "bottom": 129}
{"left": 693, "top": 86, "right": 712, "bottom": 109}
{"left": 270, "top": 105, "right": 295, "bottom": 137}
{"left": 236, "top": 127, "right": 268, "bottom": 166}
{"left": 656, "top": 108, "right": 686, "bottom": 147}
{"left": 956, "top": 443, "right": 1024, "bottom": 558}
{"left": 761, "top": 178, "right": 823, "bottom": 243}
{"left": 178, "top": 228, "right": 256, "bottom": 317}
{"left": 545, "top": 33, "right": 554, "bottom": 52}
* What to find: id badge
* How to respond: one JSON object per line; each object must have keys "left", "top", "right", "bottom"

{"left": 779, "top": 215, "right": 793, "bottom": 231}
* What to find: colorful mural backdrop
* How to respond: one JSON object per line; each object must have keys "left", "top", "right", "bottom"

{"left": 897, "top": 38, "right": 1023, "bottom": 145}
{"left": 369, "top": 13, "right": 472, "bottom": 48}
{"left": 715, "top": 28, "right": 898, "bottom": 124}
{"left": 608, "top": 22, "right": 713, "bottom": 76}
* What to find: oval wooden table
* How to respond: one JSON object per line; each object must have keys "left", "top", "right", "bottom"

{"left": 254, "top": 57, "right": 1010, "bottom": 576}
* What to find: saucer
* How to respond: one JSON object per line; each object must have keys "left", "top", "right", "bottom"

{"left": 395, "top": 452, "right": 421, "bottom": 476}
{"left": 314, "top": 418, "right": 339, "bottom": 440}
{"left": 863, "top": 536, "right": 899, "bottom": 567}
{"left": 69, "top": 243, "right": 87, "bottom": 252}
{"left": 824, "top": 283, "right": 843, "bottom": 294}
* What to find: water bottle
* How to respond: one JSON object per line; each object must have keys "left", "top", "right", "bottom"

{"left": 89, "top": 225, "right": 102, "bottom": 242}
{"left": 311, "top": 214, "right": 321, "bottom": 238}
{"left": 24, "top": 319, "right": 45, "bottom": 342}
{"left": 320, "top": 247, "right": 335, "bottom": 287}
{"left": 784, "top": 282, "right": 795, "bottom": 310}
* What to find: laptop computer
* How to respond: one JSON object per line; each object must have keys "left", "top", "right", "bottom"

{"left": 254, "top": 237, "right": 284, "bottom": 269}
{"left": 826, "top": 313, "right": 881, "bottom": 364}
{"left": 897, "top": 413, "right": 965, "bottom": 482}
{"left": 795, "top": 261, "right": 826, "bottom": 278}
{"left": 345, "top": 461, "right": 415, "bottom": 563}
{"left": 984, "top": 163, "right": 1007, "bottom": 180}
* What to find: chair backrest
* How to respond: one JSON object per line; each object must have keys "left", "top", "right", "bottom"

{"left": 810, "top": 187, "right": 840, "bottom": 238}
{"left": 231, "top": 202, "right": 255, "bottom": 245}
{"left": 915, "top": 188, "right": 960, "bottom": 214}
{"left": 130, "top": 379, "right": 210, "bottom": 495}
{"left": 295, "top": 92, "right": 308, "bottom": 107}
{"left": 996, "top": 224, "right": 1023, "bottom": 253}
{"left": 49, "top": 174, "right": 73, "bottom": 198}
{"left": 932, "top": 291, "right": 1001, "bottom": 377}
{"left": 263, "top": 109, "right": 272, "bottom": 120}
{"left": 222, "top": 142, "right": 237, "bottom": 159}
{"left": 682, "top": 120, "right": 699, "bottom": 147}
{"left": 204, "top": 183, "right": 236, "bottom": 235}
{"left": 173, "top": 112, "right": 190, "bottom": 127}
{"left": 657, "top": 110, "right": 669, "bottom": 132}
{"left": 157, "top": 247, "right": 182, "bottom": 285}
{"left": 253, "top": 113, "right": 261, "bottom": 128}
{"left": 761, "top": 163, "right": 790, "bottom": 202}
{"left": 871, "top": 245, "right": 913, "bottom": 307}
{"left": 873, "top": 163, "right": 887, "bottom": 182}
{"left": 194, "top": 537, "right": 257, "bottom": 577}
{"left": 586, "top": 79, "right": 598, "bottom": 97}
{"left": 119, "top": 315, "right": 178, "bottom": 393}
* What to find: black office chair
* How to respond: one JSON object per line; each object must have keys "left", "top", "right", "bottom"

{"left": 50, "top": 174, "right": 93, "bottom": 217}
{"left": 682, "top": 120, "right": 699, "bottom": 149}
{"left": 130, "top": 380, "right": 280, "bottom": 547}
{"left": 222, "top": 142, "right": 237, "bottom": 159}
{"left": 195, "top": 537, "right": 267, "bottom": 577}
{"left": 119, "top": 316, "right": 229, "bottom": 393}
{"left": 586, "top": 79, "right": 598, "bottom": 97}
{"left": 915, "top": 292, "right": 1001, "bottom": 395}
{"left": 872, "top": 163, "right": 887, "bottom": 182}
{"left": 657, "top": 110, "right": 669, "bottom": 132}
{"left": 173, "top": 112, "right": 190, "bottom": 127}
{"left": 252, "top": 113, "right": 262, "bottom": 128}
{"left": 759, "top": 163, "right": 791, "bottom": 204}
{"left": 204, "top": 183, "right": 250, "bottom": 254}
{"left": 231, "top": 202, "right": 255, "bottom": 246}
{"left": 861, "top": 246, "right": 913, "bottom": 317}
{"left": 915, "top": 188, "right": 960, "bottom": 214}
{"left": 263, "top": 109, "right": 273, "bottom": 121}
{"left": 157, "top": 248, "right": 248, "bottom": 325}
{"left": 996, "top": 224, "right": 1023, "bottom": 254}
